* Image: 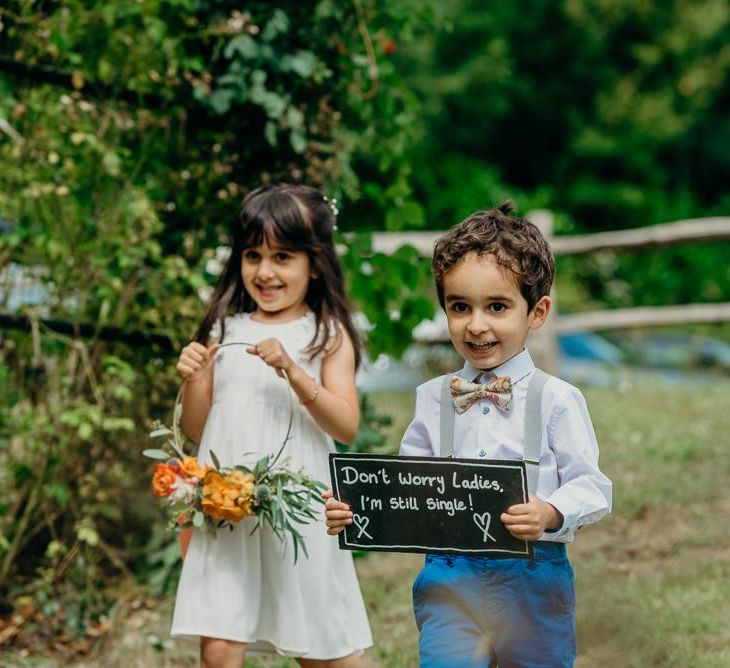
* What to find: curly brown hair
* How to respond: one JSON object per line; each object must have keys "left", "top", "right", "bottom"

{"left": 432, "top": 201, "right": 555, "bottom": 312}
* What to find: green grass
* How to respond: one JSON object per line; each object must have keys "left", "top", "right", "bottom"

{"left": 8, "top": 383, "right": 729, "bottom": 667}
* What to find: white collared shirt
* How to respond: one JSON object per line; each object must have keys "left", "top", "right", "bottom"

{"left": 399, "top": 348, "right": 612, "bottom": 542}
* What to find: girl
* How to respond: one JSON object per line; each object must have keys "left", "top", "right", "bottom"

{"left": 170, "top": 185, "right": 373, "bottom": 668}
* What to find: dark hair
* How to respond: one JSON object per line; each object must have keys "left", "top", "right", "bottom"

{"left": 194, "top": 184, "right": 361, "bottom": 368}
{"left": 432, "top": 201, "right": 555, "bottom": 312}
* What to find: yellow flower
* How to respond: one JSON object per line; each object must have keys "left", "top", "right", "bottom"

{"left": 180, "top": 456, "right": 207, "bottom": 479}
{"left": 201, "top": 470, "right": 256, "bottom": 522}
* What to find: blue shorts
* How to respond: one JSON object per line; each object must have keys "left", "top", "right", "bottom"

{"left": 412, "top": 542, "right": 576, "bottom": 668}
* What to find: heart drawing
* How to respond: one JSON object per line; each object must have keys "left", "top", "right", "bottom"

{"left": 473, "top": 512, "right": 496, "bottom": 543}
{"left": 352, "top": 514, "right": 373, "bottom": 540}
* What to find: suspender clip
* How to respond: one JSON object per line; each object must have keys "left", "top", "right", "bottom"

{"left": 523, "top": 456, "right": 540, "bottom": 466}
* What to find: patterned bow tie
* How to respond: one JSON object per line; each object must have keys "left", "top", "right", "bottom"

{"left": 450, "top": 375, "right": 513, "bottom": 414}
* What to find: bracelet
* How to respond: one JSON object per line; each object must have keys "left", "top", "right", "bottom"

{"left": 301, "top": 377, "right": 319, "bottom": 406}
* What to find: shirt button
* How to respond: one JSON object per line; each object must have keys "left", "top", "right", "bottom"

{"left": 478, "top": 449, "right": 487, "bottom": 457}
{"left": 482, "top": 406, "right": 490, "bottom": 415}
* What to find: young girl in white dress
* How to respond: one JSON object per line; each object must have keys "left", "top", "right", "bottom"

{"left": 171, "top": 184, "right": 373, "bottom": 667}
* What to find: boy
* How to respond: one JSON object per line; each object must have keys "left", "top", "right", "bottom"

{"left": 326, "top": 201, "right": 612, "bottom": 667}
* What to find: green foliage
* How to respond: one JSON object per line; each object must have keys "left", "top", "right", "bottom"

{"left": 402, "top": 0, "right": 730, "bottom": 229}
{"left": 0, "top": 1, "right": 435, "bottom": 643}
{"left": 397, "top": 0, "right": 730, "bottom": 310}
{"left": 341, "top": 234, "right": 435, "bottom": 358}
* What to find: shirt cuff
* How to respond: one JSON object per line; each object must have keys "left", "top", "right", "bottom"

{"left": 540, "top": 494, "right": 578, "bottom": 542}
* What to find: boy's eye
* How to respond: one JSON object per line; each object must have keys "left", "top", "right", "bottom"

{"left": 490, "top": 303, "right": 506, "bottom": 313}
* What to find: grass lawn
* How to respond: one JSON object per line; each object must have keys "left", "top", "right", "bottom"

{"left": 6, "top": 383, "right": 729, "bottom": 667}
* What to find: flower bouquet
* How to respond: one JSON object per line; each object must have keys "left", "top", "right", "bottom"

{"left": 144, "top": 376, "right": 326, "bottom": 562}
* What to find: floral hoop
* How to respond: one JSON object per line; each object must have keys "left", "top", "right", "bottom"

{"left": 144, "top": 341, "right": 326, "bottom": 562}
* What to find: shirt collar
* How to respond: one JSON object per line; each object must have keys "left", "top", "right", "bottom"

{"left": 458, "top": 348, "right": 535, "bottom": 383}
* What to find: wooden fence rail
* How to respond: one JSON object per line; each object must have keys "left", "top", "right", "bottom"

{"left": 372, "top": 216, "right": 730, "bottom": 256}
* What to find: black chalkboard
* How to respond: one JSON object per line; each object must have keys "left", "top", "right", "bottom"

{"left": 329, "top": 453, "right": 532, "bottom": 558}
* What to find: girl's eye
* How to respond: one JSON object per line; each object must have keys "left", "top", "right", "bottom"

{"left": 491, "top": 303, "right": 506, "bottom": 313}
{"left": 450, "top": 302, "right": 469, "bottom": 313}
{"left": 243, "top": 250, "right": 260, "bottom": 261}
{"left": 275, "top": 252, "right": 291, "bottom": 262}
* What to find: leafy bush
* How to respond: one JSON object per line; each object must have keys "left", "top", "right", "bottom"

{"left": 0, "top": 2, "right": 435, "bottom": 649}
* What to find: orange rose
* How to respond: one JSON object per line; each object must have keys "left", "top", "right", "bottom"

{"left": 201, "top": 470, "right": 255, "bottom": 522}
{"left": 180, "top": 456, "right": 206, "bottom": 479}
{"left": 151, "top": 463, "right": 177, "bottom": 497}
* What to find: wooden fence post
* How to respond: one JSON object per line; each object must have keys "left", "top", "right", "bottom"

{"left": 525, "top": 209, "right": 558, "bottom": 374}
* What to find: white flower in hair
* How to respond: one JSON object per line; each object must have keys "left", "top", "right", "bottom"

{"left": 322, "top": 195, "right": 339, "bottom": 218}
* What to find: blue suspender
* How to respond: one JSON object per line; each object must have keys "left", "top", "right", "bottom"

{"left": 439, "top": 369, "right": 549, "bottom": 496}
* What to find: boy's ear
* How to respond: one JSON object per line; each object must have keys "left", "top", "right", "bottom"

{"left": 528, "top": 295, "right": 552, "bottom": 330}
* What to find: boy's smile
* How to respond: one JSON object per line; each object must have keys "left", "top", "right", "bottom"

{"left": 443, "top": 253, "right": 551, "bottom": 371}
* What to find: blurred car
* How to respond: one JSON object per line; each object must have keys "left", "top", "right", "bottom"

{"left": 556, "top": 330, "right": 629, "bottom": 388}
{"left": 619, "top": 333, "right": 730, "bottom": 374}
{"left": 558, "top": 331, "right": 625, "bottom": 365}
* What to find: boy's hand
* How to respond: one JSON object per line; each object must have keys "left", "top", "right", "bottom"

{"left": 500, "top": 495, "right": 563, "bottom": 541}
{"left": 322, "top": 488, "right": 352, "bottom": 536}
{"left": 177, "top": 342, "right": 220, "bottom": 381}
{"left": 247, "top": 337, "right": 294, "bottom": 378}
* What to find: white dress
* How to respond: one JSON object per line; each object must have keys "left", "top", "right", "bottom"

{"left": 171, "top": 311, "right": 373, "bottom": 658}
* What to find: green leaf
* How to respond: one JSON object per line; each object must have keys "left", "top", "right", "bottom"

{"left": 209, "top": 88, "right": 234, "bottom": 114}
{"left": 262, "top": 9, "right": 289, "bottom": 41}
{"left": 46, "top": 483, "right": 70, "bottom": 504}
{"left": 265, "top": 121, "right": 278, "bottom": 147}
{"left": 253, "top": 456, "right": 270, "bottom": 477}
{"left": 101, "top": 417, "right": 135, "bottom": 432}
{"left": 150, "top": 428, "right": 173, "bottom": 438}
{"left": 102, "top": 151, "right": 121, "bottom": 176}
{"left": 77, "top": 525, "right": 99, "bottom": 546}
{"left": 193, "top": 511, "right": 204, "bottom": 528}
{"left": 168, "top": 439, "right": 185, "bottom": 460}
{"left": 112, "top": 384, "right": 134, "bottom": 401}
{"left": 142, "top": 448, "right": 170, "bottom": 460}
{"left": 210, "top": 450, "right": 221, "bottom": 470}
{"left": 97, "top": 503, "right": 122, "bottom": 520}
{"left": 224, "top": 34, "right": 259, "bottom": 60}
{"left": 385, "top": 201, "right": 425, "bottom": 230}
{"left": 281, "top": 51, "right": 317, "bottom": 78}
{"left": 290, "top": 128, "right": 307, "bottom": 154}
{"left": 285, "top": 105, "right": 304, "bottom": 129}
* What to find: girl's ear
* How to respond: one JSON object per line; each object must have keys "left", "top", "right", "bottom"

{"left": 528, "top": 295, "right": 552, "bottom": 330}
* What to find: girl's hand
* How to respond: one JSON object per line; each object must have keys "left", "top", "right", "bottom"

{"left": 500, "top": 495, "right": 563, "bottom": 541}
{"left": 323, "top": 489, "right": 353, "bottom": 536}
{"left": 176, "top": 342, "right": 221, "bottom": 381}
{"left": 247, "top": 337, "right": 294, "bottom": 378}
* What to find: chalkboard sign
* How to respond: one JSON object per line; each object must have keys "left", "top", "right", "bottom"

{"left": 329, "top": 453, "right": 532, "bottom": 558}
